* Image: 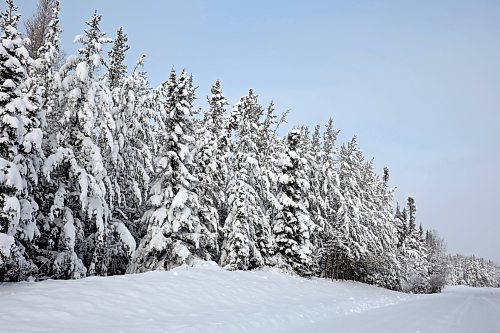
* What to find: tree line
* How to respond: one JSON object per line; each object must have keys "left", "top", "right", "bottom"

{"left": 0, "top": 0, "right": 498, "bottom": 293}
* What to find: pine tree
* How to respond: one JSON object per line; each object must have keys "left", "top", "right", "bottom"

{"left": 130, "top": 69, "right": 215, "bottom": 273}
{"left": 107, "top": 27, "right": 129, "bottom": 91}
{"left": 101, "top": 29, "right": 157, "bottom": 275}
{"left": 332, "top": 137, "right": 368, "bottom": 280}
{"left": 375, "top": 167, "right": 399, "bottom": 288}
{"left": 306, "top": 125, "right": 326, "bottom": 236}
{"left": 273, "top": 128, "right": 314, "bottom": 275}
{"left": 42, "top": 12, "right": 116, "bottom": 278}
{"left": 321, "top": 118, "right": 341, "bottom": 225}
{"left": 315, "top": 119, "right": 343, "bottom": 277}
{"left": 194, "top": 80, "right": 231, "bottom": 262}
{"left": 425, "top": 229, "right": 448, "bottom": 293}
{"left": 396, "top": 197, "right": 430, "bottom": 293}
{"left": 105, "top": 52, "right": 154, "bottom": 275}
{"left": 0, "top": 0, "right": 40, "bottom": 281}
{"left": 254, "top": 101, "right": 285, "bottom": 264}
{"left": 220, "top": 90, "right": 268, "bottom": 270}
{"left": 357, "top": 161, "right": 398, "bottom": 288}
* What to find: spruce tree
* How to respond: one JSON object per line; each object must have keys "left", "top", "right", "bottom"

{"left": 273, "top": 128, "right": 314, "bottom": 275}
{"left": 194, "top": 80, "right": 231, "bottom": 261}
{"left": 396, "top": 197, "right": 430, "bottom": 293}
{"left": 220, "top": 90, "right": 268, "bottom": 270}
{"left": 130, "top": 69, "right": 215, "bottom": 272}
{"left": 42, "top": 12, "right": 117, "bottom": 278}
{"left": 332, "top": 137, "right": 367, "bottom": 280}
{"left": 0, "top": 0, "right": 40, "bottom": 281}
{"left": 107, "top": 27, "right": 129, "bottom": 91}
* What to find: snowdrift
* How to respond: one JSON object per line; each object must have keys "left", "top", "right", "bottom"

{"left": 0, "top": 261, "right": 414, "bottom": 332}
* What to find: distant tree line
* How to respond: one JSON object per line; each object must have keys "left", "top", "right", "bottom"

{"left": 1, "top": 0, "right": 498, "bottom": 293}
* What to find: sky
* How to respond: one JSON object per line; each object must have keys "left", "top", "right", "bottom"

{"left": 9, "top": 0, "right": 500, "bottom": 263}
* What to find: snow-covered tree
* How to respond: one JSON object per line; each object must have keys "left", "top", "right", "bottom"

{"left": 314, "top": 119, "right": 343, "bottom": 277}
{"left": 425, "top": 229, "right": 448, "bottom": 293}
{"left": 254, "top": 101, "right": 284, "bottom": 263}
{"left": 108, "top": 54, "right": 154, "bottom": 230}
{"left": 330, "top": 137, "right": 368, "bottom": 280}
{"left": 356, "top": 162, "right": 398, "bottom": 288}
{"left": 27, "top": 0, "right": 60, "bottom": 209}
{"left": 194, "top": 80, "right": 235, "bottom": 262}
{"left": 0, "top": 0, "right": 40, "bottom": 281}
{"left": 107, "top": 27, "right": 129, "bottom": 91}
{"left": 130, "top": 69, "right": 216, "bottom": 273}
{"left": 220, "top": 90, "right": 270, "bottom": 270}
{"left": 273, "top": 128, "right": 314, "bottom": 275}
{"left": 447, "top": 254, "right": 499, "bottom": 288}
{"left": 305, "top": 125, "right": 326, "bottom": 233}
{"left": 396, "top": 197, "right": 430, "bottom": 293}
{"left": 101, "top": 29, "right": 155, "bottom": 275}
{"left": 42, "top": 12, "right": 120, "bottom": 278}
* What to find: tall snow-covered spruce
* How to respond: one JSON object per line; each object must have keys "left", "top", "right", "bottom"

{"left": 220, "top": 90, "right": 271, "bottom": 270}
{"left": 396, "top": 197, "right": 430, "bottom": 293}
{"left": 130, "top": 69, "right": 216, "bottom": 272}
{"left": 193, "top": 80, "right": 230, "bottom": 262}
{"left": 273, "top": 128, "right": 314, "bottom": 275}
{"left": 104, "top": 30, "right": 153, "bottom": 274}
{"left": 0, "top": 0, "right": 41, "bottom": 281}
{"left": 41, "top": 11, "right": 126, "bottom": 278}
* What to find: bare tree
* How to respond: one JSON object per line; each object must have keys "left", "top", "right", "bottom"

{"left": 24, "top": 0, "right": 57, "bottom": 57}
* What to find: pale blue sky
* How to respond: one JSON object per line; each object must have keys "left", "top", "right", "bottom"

{"left": 11, "top": 0, "right": 500, "bottom": 262}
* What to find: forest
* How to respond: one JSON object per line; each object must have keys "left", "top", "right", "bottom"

{"left": 1, "top": 0, "right": 499, "bottom": 293}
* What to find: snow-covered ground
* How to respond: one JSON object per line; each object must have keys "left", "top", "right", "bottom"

{"left": 0, "top": 261, "right": 498, "bottom": 333}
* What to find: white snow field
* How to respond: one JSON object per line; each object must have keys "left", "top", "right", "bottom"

{"left": 0, "top": 261, "right": 499, "bottom": 333}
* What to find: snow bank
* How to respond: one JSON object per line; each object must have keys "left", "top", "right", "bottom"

{"left": 0, "top": 261, "right": 413, "bottom": 333}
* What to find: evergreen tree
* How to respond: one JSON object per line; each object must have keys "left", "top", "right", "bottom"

{"left": 253, "top": 101, "right": 285, "bottom": 265}
{"left": 105, "top": 51, "right": 155, "bottom": 274}
{"left": 220, "top": 90, "right": 269, "bottom": 270}
{"left": 194, "top": 80, "right": 231, "bottom": 261}
{"left": 315, "top": 119, "right": 343, "bottom": 277}
{"left": 357, "top": 161, "right": 398, "bottom": 288}
{"left": 376, "top": 167, "right": 399, "bottom": 288}
{"left": 273, "top": 128, "right": 314, "bottom": 275}
{"left": 42, "top": 12, "right": 117, "bottom": 278}
{"left": 332, "top": 137, "right": 368, "bottom": 281}
{"left": 0, "top": 0, "right": 40, "bottom": 281}
{"left": 396, "top": 197, "right": 430, "bottom": 293}
{"left": 130, "top": 69, "right": 215, "bottom": 272}
{"left": 306, "top": 125, "right": 327, "bottom": 236}
{"left": 425, "top": 229, "right": 448, "bottom": 293}
{"left": 107, "top": 27, "right": 129, "bottom": 91}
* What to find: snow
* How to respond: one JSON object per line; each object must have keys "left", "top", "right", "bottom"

{"left": 23, "top": 128, "right": 43, "bottom": 153}
{"left": 2, "top": 113, "right": 21, "bottom": 133}
{"left": 0, "top": 233, "right": 15, "bottom": 261}
{"left": 174, "top": 241, "right": 190, "bottom": 261}
{"left": 4, "top": 56, "right": 21, "bottom": 68}
{"left": 0, "top": 262, "right": 498, "bottom": 332}
{"left": 15, "top": 45, "right": 29, "bottom": 60}
{"left": 298, "top": 286, "right": 500, "bottom": 333}
{"left": 76, "top": 62, "right": 89, "bottom": 82}
{"left": 3, "top": 195, "right": 20, "bottom": 234}
{"left": 2, "top": 78, "right": 15, "bottom": 88}
{"left": 0, "top": 158, "right": 23, "bottom": 190}
{"left": 113, "top": 221, "right": 136, "bottom": 255}
{"left": 63, "top": 218, "right": 76, "bottom": 248}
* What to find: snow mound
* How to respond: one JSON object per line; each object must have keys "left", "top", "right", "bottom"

{"left": 0, "top": 263, "right": 413, "bottom": 332}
